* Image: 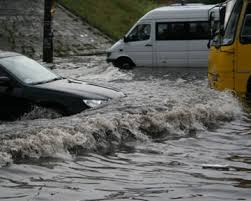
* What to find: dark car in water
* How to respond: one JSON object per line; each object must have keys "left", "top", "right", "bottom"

{"left": 0, "top": 51, "right": 124, "bottom": 120}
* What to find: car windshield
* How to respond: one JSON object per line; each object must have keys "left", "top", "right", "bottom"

{"left": 0, "top": 55, "right": 60, "bottom": 84}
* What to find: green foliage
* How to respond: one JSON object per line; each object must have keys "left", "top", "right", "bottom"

{"left": 59, "top": 0, "right": 159, "bottom": 40}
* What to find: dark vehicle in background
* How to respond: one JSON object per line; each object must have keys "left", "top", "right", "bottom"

{"left": 0, "top": 51, "right": 124, "bottom": 120}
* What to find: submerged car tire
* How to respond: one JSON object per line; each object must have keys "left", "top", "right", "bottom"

{"left": 114, "top": 57, "right": 135, "bottom": 70}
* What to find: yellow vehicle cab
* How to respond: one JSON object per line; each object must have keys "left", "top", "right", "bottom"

{"left": 208, "top": 0, "right": 251, "bottom": 97}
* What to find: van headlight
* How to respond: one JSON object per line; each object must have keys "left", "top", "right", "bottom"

{"left": 83, "top": 99, "right": 107, "bottom": 108}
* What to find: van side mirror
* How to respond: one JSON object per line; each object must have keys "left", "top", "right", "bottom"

{"left": 209, "top": 12, "right": 216, "bottom": 38}
{"left": 219, "top": 6, "right": 226, "bottom": 35}
{"left": 0, "top": 76, "right": 11, "bottom": 86}
{"left": 220, "top": 27, "right": 225, "bottom": 36}
{"left": 123, "top": 36, "right": 129, "bottom": 43}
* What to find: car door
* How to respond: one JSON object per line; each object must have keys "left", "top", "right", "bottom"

{"left": 124, "top": 22, "right": 153, "bottom": 67}
{"left": 155, "top": 22, "right": 188, "bottom": 67}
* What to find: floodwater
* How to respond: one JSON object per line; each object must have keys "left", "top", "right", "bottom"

{"left": 0, "top": 56, "right": 250, "bottom": 201}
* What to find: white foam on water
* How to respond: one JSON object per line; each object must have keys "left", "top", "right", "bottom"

{"left": 2, "top": 128, "right": 95, "bottom": 160}
{"left": 0, "top": 88, "right": 242, "bottom": 163}
{"left": 0, "top": 152, "right": 12, "bottom": 167}
{"left": 0, "top": 60, "right": 245, "bottom": 164}
{"left": 54, "top": 56, "right": 133, "bottom": 82}
{"left": 20, "top": 106, "right": 63, "bottom": 120}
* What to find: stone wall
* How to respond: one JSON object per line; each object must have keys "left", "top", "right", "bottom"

{"left": 0, "top": 0, "right": 111, "bottom": 58}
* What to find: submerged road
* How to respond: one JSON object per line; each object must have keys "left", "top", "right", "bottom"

{"left": 0, "top": 56, "right": 250, "bottom": 201}
{"left": 0, "top": 1, "right": 250, "bottom": 200}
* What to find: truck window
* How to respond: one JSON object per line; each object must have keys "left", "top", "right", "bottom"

{"left": 156, "top": 22, "right": 210, "bottom": 40}
{"left": 240, "top": 4, "right": 251, "bottom": 43}
{"left": 222, "top": 0, "right": 243, "bottom": 45}
{"left": 127, "top": 24, "right": 151, "bottom": 42}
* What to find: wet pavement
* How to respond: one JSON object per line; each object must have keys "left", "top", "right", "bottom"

{"left": 0, "top": 56, "right": 250, "bottom": 201}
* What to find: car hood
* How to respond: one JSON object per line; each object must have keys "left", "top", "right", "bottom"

{"left": 35, "top": 79, "right": 125, "bottom": 100}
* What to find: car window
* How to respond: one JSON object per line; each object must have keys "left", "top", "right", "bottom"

{"left": 127, "top": 24, "right": 151, "bottom": 42}
{"left": 0, "top": 56, "right": 59, "bottom": 84}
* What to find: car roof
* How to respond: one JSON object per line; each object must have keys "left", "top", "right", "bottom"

{"left": 0, "top": 51, "right": 22, "bottom": 59}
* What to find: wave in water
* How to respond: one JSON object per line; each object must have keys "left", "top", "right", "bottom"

{"left": 0, "top": 88, "right": 243, "bottom": 167}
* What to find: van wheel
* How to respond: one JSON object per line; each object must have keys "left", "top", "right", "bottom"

{"left": 114, "top": 58, "right": 134, "bottom": 70}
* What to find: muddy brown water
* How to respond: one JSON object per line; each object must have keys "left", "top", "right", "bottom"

{"left": 0, "top": 56, "right": 250, "bottom": 201}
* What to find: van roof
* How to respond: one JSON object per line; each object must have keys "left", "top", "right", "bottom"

{"left": 141, "top": 4, "right": 216, "bottom": 21}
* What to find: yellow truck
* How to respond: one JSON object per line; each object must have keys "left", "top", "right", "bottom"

{"left": 208, "top": 0, "right": 251, "bottom": 97}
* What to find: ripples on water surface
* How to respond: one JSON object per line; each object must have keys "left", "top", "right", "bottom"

{"left": 0, "top": 56, "right": 250, "bottom": 201}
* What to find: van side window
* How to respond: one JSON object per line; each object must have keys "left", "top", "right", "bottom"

{"left": 189, "top": 22, "right": 210, "bottom": 39}
{"left": 156, "top": 22, "right": 186, "bottom": 40}
{"left": 241, "top": 4, "right": 251, "bottom": 44}
{"left": 127, "top": 24, "right": 151, "bottom": 42}
{"left": 156, "top": 22, "right": 210, "bottom": 40}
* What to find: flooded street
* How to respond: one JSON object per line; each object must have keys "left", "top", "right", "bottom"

{"left": 0, "top": 56, "right": 250, "bottom": 201}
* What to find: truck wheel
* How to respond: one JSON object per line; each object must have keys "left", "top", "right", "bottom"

{"left": 115, "top": 58, "right": 134, "bottom": 70}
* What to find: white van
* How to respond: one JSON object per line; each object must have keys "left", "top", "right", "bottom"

{"left": 106, "top": 4, "right": 217, "bottom": 69}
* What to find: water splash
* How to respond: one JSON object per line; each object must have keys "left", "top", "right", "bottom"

{"left": 0, "top": 152, "right": 12, "bottom": 167}
{"left": 0, "top": 58, "right": 245, "bottom": 166}
{"left": 20, "top": 106, "right": 63, "bottom": 121}
{"left": 0, "top": 88, "right": 243, "bottom": 165}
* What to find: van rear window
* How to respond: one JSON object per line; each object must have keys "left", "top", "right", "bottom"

{"left": 156, "top": 22, "right": 210, "bottom": 40}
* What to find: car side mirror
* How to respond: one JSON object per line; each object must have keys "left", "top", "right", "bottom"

{"left": 0, "top": 76, "right": 11, "bottom": 86}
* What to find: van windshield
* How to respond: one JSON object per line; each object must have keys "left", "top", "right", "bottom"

{"left": 222, "top": 0, "right": 243, "bottom": 45}
{"left": 224, "top": 0, "right": 237, "bottom": 28}
{"left": 126, "top": 24, "right": 151, "bottom": 42}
